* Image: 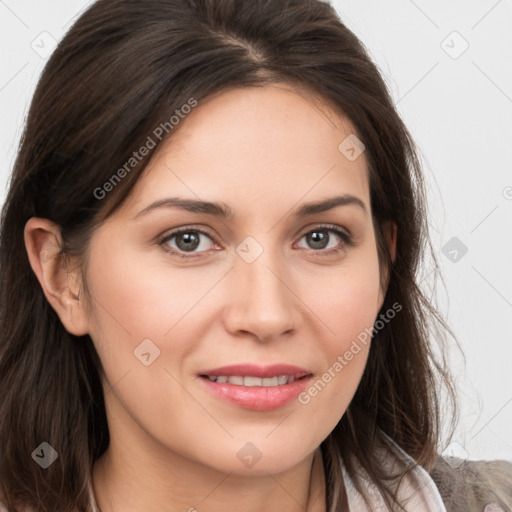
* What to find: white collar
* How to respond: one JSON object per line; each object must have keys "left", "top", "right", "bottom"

{"left": 339, "top": 434, "right": 447, "bottom": 511}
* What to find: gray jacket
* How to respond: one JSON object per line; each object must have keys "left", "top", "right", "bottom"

{"left": 430, "top": 456, "right": 512, "bottom": 512}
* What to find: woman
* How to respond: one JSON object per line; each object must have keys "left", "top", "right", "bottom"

{"left": 0, "top": 1, "right": 510, "bottom": 511}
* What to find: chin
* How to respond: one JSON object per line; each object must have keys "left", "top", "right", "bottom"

{"left": 198, "top": 439, "right": 314, "bottom": 476}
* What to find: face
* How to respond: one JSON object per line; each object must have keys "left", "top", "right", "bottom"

{"left": 80, "top": 83, "right": 388, "bottom": 476}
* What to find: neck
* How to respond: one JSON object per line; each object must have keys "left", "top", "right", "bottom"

{"left": 91, "top": 442, "right": 326, "bottom": 512}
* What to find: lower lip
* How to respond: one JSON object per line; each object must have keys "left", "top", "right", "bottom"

{"left": 199, "top": 376, "right": 312, "bottom": 411}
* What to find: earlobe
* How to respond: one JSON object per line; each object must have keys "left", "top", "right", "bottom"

{"left": 24, "top": 217, "right": 89, "bottom": 336}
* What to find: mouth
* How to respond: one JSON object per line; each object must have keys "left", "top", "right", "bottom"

{"left": 197, "top": 364, "right": 313, "bottom": 411}
{"left": 200, "top": 374, "right": 306, "bottom": 386}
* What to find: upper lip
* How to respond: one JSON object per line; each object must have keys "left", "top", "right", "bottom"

{"left": 199, "top": 364, "right": 311, "bottom": 379}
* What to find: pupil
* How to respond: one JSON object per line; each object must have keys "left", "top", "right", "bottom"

{"left": 308, "top": 231, "right": 327, "bottom": 249}
{"left": 178, "top": 232, "right": 199, "bottom": 251}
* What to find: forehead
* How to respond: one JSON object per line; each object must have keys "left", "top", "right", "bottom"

{"left": 120, "top": 84, "right": 370, "bottom": 220}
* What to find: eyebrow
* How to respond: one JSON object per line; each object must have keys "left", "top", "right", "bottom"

{"left": 133, "top": 194, "right": 368, "bottom": 220}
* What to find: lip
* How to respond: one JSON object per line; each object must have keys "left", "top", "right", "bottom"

{"left": 198, "top": 364, "right": 313, "bottom": 411}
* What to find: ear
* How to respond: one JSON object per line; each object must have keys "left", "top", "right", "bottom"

{"left": 376, "top": 220, "right": 397, "bottom": 309}
{"left": 24, "top": 217, "right": 89, "bottom": 336}
{"left": 384, "top": 220, "right": 397, "bottom": 264}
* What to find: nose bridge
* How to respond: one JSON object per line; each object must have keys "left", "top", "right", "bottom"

{"left": 226, "top": 234, "right": 296, "bottom": 339}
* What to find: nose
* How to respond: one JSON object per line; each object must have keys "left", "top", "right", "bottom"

{"left": 222, "top": 244, "right": 297, "bottom": 342}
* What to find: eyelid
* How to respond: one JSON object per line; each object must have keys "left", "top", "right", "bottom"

{"left": 297, "top": 222, "right": 352, "bottom": 240}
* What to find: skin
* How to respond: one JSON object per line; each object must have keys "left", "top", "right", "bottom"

{"left": 25, "top": 83, "right": 396, "bottom": 512}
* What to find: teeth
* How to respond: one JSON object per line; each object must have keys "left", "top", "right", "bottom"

{"left": 277, "top": 375, "right": 288, "bottom": 385}
{"left": 244, "top": 376, "right": 263, "bottom": 386}
{"left": 205, "top": 375, "right": 299, "bottom": 386}
{"left": 262, "top": 376, "right": 279, "bottom": 386}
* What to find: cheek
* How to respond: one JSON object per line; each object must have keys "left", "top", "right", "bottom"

{"left": 83, "top": 246, "right": 215, "bottom": 439}
{"left": 85, "top": 245, "right": 220, "bottom": 347}
{"left": 295, "top": 249, "right": 382, "bottom": 428}
{"left": 307, "top": 247, "right": 382, "bottom": 349}
{"left": 83, "top": 241, "right": 235, "bottom": 427}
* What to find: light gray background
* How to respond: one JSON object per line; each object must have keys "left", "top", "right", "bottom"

{"left": 1, "top": 0, "right": 511, "bottom": 461}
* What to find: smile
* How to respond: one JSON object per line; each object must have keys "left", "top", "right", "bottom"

{"left": 197, "top": 364, "right": 313, "bottom": 411}
{"left": 203, "top": 375, "right": 299, "bottom": 386}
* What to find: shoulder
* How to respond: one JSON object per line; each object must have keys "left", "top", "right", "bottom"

{"left": 430, "top": 455, "right": 512, "bottom": 512}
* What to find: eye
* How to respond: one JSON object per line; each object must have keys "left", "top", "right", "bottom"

{"left": 158, "top": 224, "right": 354, "bottom": 260}
{"left": 159, "top": 227, "right": 218, "bottom": 258}
{"left": 296, "top": 225, "right": 353, "bottom": 254}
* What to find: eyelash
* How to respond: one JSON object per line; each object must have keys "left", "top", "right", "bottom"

{"left": 158, "top": 224, "right": 354, "bottom": 260}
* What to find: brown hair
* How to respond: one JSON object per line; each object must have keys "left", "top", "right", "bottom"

{"left": 0, "top": 0, "right": 458, "bottom": 510}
